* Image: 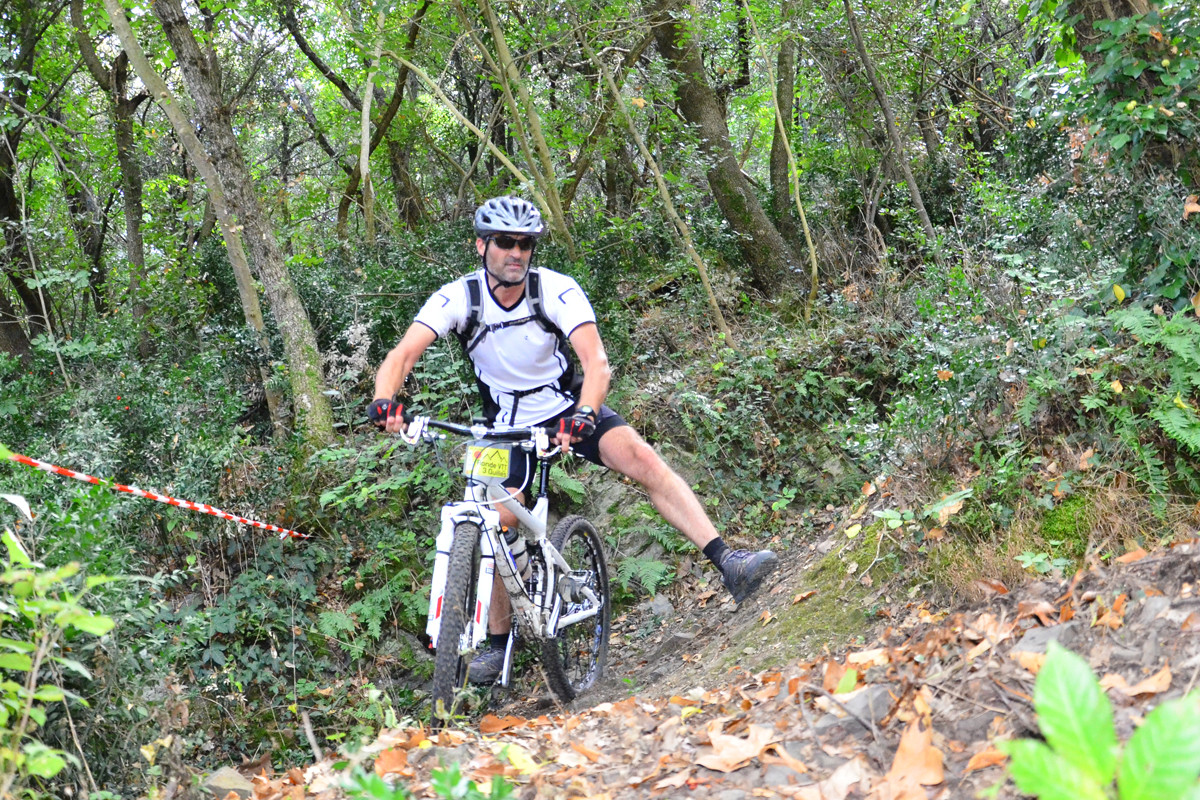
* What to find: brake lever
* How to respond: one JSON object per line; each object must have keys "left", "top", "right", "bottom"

{"left": 400, "top": 415, "right": 429, "bottom": 446}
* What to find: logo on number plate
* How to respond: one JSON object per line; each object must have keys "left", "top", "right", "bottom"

{"left": 463, "top": 446, "right": 510, "bottom": 479}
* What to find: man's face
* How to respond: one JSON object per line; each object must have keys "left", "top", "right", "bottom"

{"left": 477, "top": 234, "right": 534, "bottom": 286}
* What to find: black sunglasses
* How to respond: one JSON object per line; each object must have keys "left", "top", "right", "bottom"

{"left": 489, "top": 235, "right": 535, "bottom": 252}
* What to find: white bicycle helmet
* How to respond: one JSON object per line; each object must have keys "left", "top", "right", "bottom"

{"left": 474, "top": 196, "right": 546, "bottom": 238}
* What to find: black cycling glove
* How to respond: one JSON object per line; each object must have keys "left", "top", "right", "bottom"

{"left": 559, "top": 406, "right": 598, "bottom": 440}
{"left": 367, "top": 399, "right": 402, "bottom": 426}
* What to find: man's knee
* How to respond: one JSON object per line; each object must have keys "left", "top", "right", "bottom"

{"left": 603, "top": 431, "right": 672, "bottom": 486}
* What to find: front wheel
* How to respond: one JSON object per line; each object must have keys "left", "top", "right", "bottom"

{"left": 430, "top": 522, "right": 482, "bottom": 723}
{"left": 541, "top": 515, "right": 610, "bottom": 703}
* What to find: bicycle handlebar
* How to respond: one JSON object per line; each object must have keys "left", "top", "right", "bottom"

{"left": 399, "top": 409, "right": 556, "bottom": 445}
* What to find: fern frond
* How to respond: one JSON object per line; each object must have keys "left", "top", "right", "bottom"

{"left": 1150, "top": 405, "right": 1200, "bottom": 455}
{"left": 317, "top": 610, "right": 356, "bottom": 639}
{"left": 1110, "top": 307, "right": 1159, "bottom": 340}
{"left": 614, "top": 556, "right": 673, "bottom": 596}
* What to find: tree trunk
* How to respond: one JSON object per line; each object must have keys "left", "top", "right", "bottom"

{"left": 842, "top": 0, "right": 937, "bottom": 245}
{"left": 769, "top": 32, "right": 799, "bottom": 247}
{"left": 386, "top": 136, "right": 425, "bottom": 229}
{"left": 649, "top": 0, "right": 797, "bottom": 295}
{"left": 150, "top": 0, "right": 332, "bottom": 447}
{"left": 0, "top": 287, "right": 30, "bottom": 363}
{"left": 72, "top": 0, "right": 153, "bottom": 356}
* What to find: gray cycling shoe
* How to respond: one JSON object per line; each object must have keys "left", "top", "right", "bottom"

{"left": 719, "top": 549, "right": 780, "bottom": 603}
{"left": 466, "top": 646, "right": 506, "bottom": 685}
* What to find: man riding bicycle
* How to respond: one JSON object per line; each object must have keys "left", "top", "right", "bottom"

{"left": 368, "top": 196, "right": 778, "bottom": 685}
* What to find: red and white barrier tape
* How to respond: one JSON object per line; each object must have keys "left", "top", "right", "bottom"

{"left": 4, "top": 452, "right": 308, "bottom": 540}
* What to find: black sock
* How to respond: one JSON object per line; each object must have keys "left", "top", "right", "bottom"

{"left": 703, "top": 537, "right": 730, "bottom": 568}
{"left": 489, "top": 633, "right": 509, "bottom": 651}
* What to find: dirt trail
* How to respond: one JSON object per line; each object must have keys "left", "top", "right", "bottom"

{"left": 243, "top": 533, "right": 1200, "bottom": 800}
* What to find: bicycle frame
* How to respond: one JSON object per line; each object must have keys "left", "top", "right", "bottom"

{"left": 406, "top": 416, "right": 604, "bottom": 687}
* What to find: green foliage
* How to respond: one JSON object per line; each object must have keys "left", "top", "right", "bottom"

{"left": 613, "top": 556, "right": 673, "bottom": 597}
{"left": 0, "top": 496, "right": 116, "bottom": 794}
{"left": 1002, "top": 642, "right": 1200, "bottom": 799}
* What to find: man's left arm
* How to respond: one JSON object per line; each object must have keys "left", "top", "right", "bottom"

{"left": 556, "top": 322, "right": 611, "bottom": 449}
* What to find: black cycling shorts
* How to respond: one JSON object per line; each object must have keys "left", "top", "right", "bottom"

{"left": 501, "top": 404, "right": 627, "bottom": 493}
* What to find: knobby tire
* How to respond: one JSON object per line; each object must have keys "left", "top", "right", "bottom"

{"left": 430, "top": 522, "right": 482, "bottom": 723}
{"left": 541, "top": 515, "right": 610, "bottom": 703}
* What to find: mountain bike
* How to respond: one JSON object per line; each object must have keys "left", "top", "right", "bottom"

{"left": 399, "top": 413, "right": 611, "bottom": 720}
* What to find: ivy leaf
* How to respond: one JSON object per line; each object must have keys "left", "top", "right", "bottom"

{"left": 1034, "top": 642, "right": 1118, "bottom": 785}
{"left": 1117, "top": 696, "right": 1200, "bottom": 800}
{"left": 1001, "top": 739, "right": 1108, "bottom": 800}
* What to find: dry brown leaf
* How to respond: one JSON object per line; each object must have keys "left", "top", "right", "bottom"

{"left": 1101, "top": 665, "right": 1172, "bottom": 697}
{"left": 972, "top": 578, "right": 1009, "bottom": 596}
{"left": 1182, "top": 611, "right": 1200, "bottom": 631}
{"left": 373, "top": 747, "right": 410, "bottom": 777}
{"left": 694, "top": 722, "right": 781, "bottom": 772}
{"left": 1011, "top": 651, "right": 1047, "bottom": 675}
{"left": 793, "top": 756, "right": 872, "bottom": 800}
{"left": 285, "top": 768, "right": 304, "bottom": 786}
{"left": 964, "top": 746, "right": 1008, "bottom": 773}
{"left": 653, "top": 769, "right": 691, "bottom": 789}
{"left": 630, "top": 97, "right": 647, "bottom": 109}
{"left": 1115, "top": 547, "right": 1149, "bottom": 564}
{"left": 1078, "top": 447, "right": 1095, "bottom": 471}
{"left": 823, "top": 661, "right": 849, "bottom": 694}
{"left": 936, "top": 370, "right": 954, "bottom": 381}
{"left": 479, "top": 714, "right": 526, "bottom": 734}
{"left": 760, "top": 609, "right": 775, "bottom": 626}
{"left": 762, "top": 743, "right": 809, "bottom": 774}
{"left": 1185, "top": 194, "right": 1200, "bottom": 220}
{"left": 873, "top": 689, "right": 944, "bottom": 799}
{"left": 793, "top": 590, "right": 817, "bottom": 604}
{"left": 926, "top": 527, "right": 946, "bottom": 541}
{"left": 964, "top": 613, "right": 1016, "bottom": 660}
{"left": 1016, "top": 600, "right": 1058, "bottom": 626}
{"left": 862, "top": 481, "right": 877, "bottom": 496}
{"left": 1060, "top": 599, "right": 1076, "bottom": 622}
{"left": 1095, "top": 593, "right": 1128, "bottom": 629}
{"left": 847, "top": 648, "right": 890, "bottom": 668}
{"left": 570, "top": 741, "right": 603, "bottom": 763}
{"left": 937, "top": 498, "right": 965, "bottom": 526}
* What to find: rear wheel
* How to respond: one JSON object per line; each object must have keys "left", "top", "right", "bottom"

{"left": 430, "top": 523, "right": 482, "bottom": 723}
{"left": 541, "top": 515, "right": 610, "bottom": 702}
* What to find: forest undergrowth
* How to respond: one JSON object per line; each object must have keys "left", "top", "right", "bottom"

{"left": 0, "top": 0, "right": 1197, "bottom": 795}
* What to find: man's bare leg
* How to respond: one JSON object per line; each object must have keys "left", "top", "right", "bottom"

{"left": 597, "top": 425, "right": 778, "bottom": 602}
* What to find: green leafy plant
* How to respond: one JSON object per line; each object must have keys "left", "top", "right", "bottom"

{"left": 1001, "top": 642, "right": 1200, "bottom": 798}
{"left": 0, "top": 493, "right": 116, "bottom": 795}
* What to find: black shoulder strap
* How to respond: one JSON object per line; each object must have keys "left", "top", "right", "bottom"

{"left": 525, "top": 269, "right": 562, "bottom": 340}
{"left": 456, "top": 272, "right": 484, "bottom": 349}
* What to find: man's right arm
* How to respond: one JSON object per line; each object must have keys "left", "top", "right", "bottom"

{"left": 373, "top": 323, "right": 438, "bottom": 432}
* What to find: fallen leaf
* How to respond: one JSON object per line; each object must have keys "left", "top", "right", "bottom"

{"left": 793, "top": 756, "right": 872, "bottom": 800}
{"left": 1094, "top": 593, "right": 1128, "bottom": 629}
{"left": 1016, "top": 600, "right": 1058, "bottom": 626}
{"left": 937, "top": 499, "right": 965, "bottom": 526}
{"left": 876, "top": 688, "right": 944, "bottom": 796}
{"left": 762, "top": 743, "right": 809, "bottom": 774}
{"left": 479, "top": 714, "right": 526, "bottom": 734}
{"left": 654, "top": 769, "right": 691, "bottom": 789}
{"left": 630, "top": 97, "right": 647, "bottom": 108}
{"left": 964, "top": 746, "right": 1008, "bottom": 773}
{"left": 847, "top": 648, "right": 890, "bottom": 668}
{"left": 862, "top": 481, "right": 877, "bottom": 496}
{"left": 1010, "top": 651, "right": 1047, "bottom": 674}
{"left": 694, "top": 722, "right": 780, "bottom": 772}
{"left": 373, "top": 748, "right": 410, "bottom": 777}
{"left": 1111, "top": 379, "right": 1124, "bottom": 394}
{"left": 846, "top": 524, "right": 862, "bottom": 539}
{"left": 936, "top": 370, "right": 954, "bottom": 381}
{"left": 1100, "top": 665, "right": 1172, "bottom": 697}
{"left": 1113, "top": 284, "right": 1126, "bottom": 303}
{"left": 1078, "top": 447, "right": 1095, "bottom": 471}
{"left": 823, "top": 661, "right": 849, "bottom": 694}
{"left": 570, "top": 741, "right": 603, "bottom": 763}
{"left": 972, "top": 578, "right": 1009, "bottom": 596}
{"left": 1185, "top": 194, "right": 1200, "bottom": 220}
{"left": 926, "top": 527, "right": 946, "bottom": 541}
{"left": 793, "top": 590, "right": 816, "bottom": 604}
{"left": 1059, "top": 599, "right": 1075, "bottom": 622}
{"left": 1115, "top": 547, "right": 1148, "bottom": 564}
{"left": 760, "top": 609, "right": 775, "bottom": 626}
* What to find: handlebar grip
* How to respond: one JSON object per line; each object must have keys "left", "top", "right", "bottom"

{"left": 401, "top": 408, "right": 415, "bottom": 424}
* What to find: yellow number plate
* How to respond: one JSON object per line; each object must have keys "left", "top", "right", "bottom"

{"left": 463, "top": 445, "right": 511, "bottom": 479}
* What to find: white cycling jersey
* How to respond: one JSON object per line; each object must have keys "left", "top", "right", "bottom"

{"left": 415, "top": 268, "right": 596, "bottom": 425}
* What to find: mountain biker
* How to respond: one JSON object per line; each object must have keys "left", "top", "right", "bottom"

{"left": 367, "top": 196, "right": 778, "bottom": 684}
